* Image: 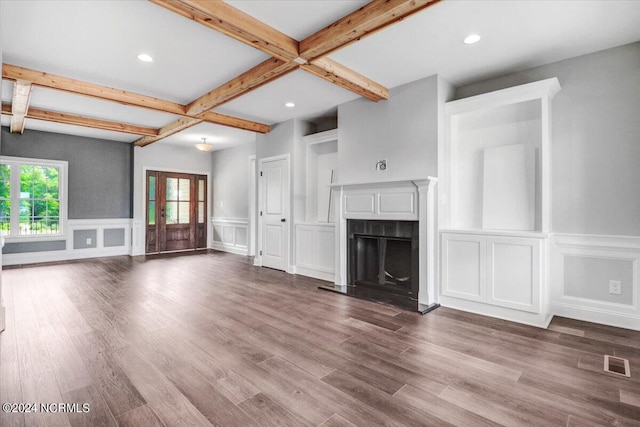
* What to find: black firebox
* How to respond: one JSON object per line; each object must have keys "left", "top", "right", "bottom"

{"left": 347, "top": 219, "right": 419, "bottom": 310}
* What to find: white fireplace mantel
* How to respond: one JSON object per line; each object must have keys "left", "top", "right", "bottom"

{"left": 331, "top": 177, "right": 439, "bottom": 311}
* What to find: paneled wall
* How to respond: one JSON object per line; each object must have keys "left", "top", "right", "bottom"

{"left": 211, "top": 218, "right": 248, "bottom": 255}
{"left": 2, "top": 219, "right": 131, "bottom": 265}
{"left": 1, "top": 127, "right": 132, "bottom": 264}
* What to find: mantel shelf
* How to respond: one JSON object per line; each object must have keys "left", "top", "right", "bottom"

{"left": 330, "top": 176, "right": 437, "bottom": 188}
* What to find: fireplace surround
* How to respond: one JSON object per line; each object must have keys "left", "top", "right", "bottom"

{"left": 319, "top": 177, "right": 439, "bottom": 314}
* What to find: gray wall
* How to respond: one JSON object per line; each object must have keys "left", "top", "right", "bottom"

{"left": 338, "top": 74, "right": 441, "bottom": 183}
{"left": 211, "top": 141, "right": 256, "bottom": 219}
{"left": 1, "top": 127, "right": 132, "bottom": 219}
{"left": 564, "top": 255, "right": 633, "bottom": 305}
{"left": 455, "top": 42, "right": 640, "bottom": 237}
{"left": 256, "top": 119, "right": 295, "bottom": 161}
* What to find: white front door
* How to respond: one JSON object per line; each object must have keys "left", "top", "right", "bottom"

{"left": 260, "top": 157, "right": 289, "bottom": 271}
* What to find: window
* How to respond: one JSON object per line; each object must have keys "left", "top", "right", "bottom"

{"left": 0, "top": 156, "right": 67, "bottom": 238}
{"left": 165, "top": 177, "right": 191, "bottom": 225}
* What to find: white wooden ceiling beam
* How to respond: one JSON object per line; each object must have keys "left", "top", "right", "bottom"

{"left": 9, "top": 80, "right": 33, "bottom": 134}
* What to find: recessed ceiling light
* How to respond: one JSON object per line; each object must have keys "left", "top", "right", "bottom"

{"left": 285, "top": 102, "right": 295, "bottom": 108}
{"left": 137, "top": 53, "right": 153, "bottom": 63}
{"left": 464, "top": 34, "right": 481, "bottom": 45}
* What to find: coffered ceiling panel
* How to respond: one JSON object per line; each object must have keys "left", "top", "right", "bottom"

{"left": 28, "top": 87, "right": 179, "bottom": 128}
{"left": 226, "top": 0, "right": 369, "bottom": 40}
{"left": 214, "top": 69, "right": 361, "bottom": 125}
{"left": 330, "top": 0, "right": 640, "bottom": 88}
{"left": 159, "top": 122, "right": 257, "bottom": 151}
{"left": 0, "top": 0, "right": 269, "bottom": 103}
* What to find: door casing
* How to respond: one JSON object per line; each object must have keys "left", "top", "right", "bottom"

{"left": 143, "top": 167, "right": 210, "bottom": 253}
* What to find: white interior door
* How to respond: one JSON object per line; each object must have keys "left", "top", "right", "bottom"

{"left": 260, "top": 157, "right": 289, "bottom": 271}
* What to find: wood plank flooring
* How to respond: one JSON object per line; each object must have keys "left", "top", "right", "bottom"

{"left": 1, "top": 250, "right": 639, "bottom": 426}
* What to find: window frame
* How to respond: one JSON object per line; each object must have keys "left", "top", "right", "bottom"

{"left": 0, "top": 156, "right": 68, "bottom": 242}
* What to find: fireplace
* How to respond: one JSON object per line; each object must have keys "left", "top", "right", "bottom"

{"left": 317, "top": 178, "right": 439, "bottom": 314}
{"left": 348, "top": 219, "right": 419, "bottom": 310}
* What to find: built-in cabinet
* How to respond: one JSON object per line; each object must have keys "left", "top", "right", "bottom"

{"left": 442, "top": 232, "right": 542, "bottom": 313}
{"left": 439, "top": 78, "right": 560, "bottom": 327}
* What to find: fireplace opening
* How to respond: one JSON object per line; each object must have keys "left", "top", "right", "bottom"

{"left": 354, "top": 236, "right": 413, "bottom": 293}
{"left": 348, "top": 219, "right": 419, "bottom": 310}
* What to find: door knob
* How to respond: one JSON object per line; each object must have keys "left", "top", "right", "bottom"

{"left": 281, "top": 218, "right": 286, "bottom": 222}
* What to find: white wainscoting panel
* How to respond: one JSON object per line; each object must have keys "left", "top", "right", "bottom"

{"left": 3, "top": 218, "right": 131, "bottom": 266}
{"left": 552, "top": 233, "right": 640, "bottom": 331}
{"left": 222, "top": 226, "right": 235, "bottom": 245}
{"left": 441, "top": 233, "right": 486, "bottom": 302}
{"left": 294, "top": 223, "right": 335, "bottom": 282}
{"left": 486, "top": 236, "right": 541, "bottom": 313}
{"left": 212, "top": 218, "right": 249, "bottom": 256}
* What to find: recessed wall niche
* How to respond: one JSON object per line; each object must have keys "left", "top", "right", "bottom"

{"left": 303, "top": 128, "right": 338, "bottom": 223}
{"left": 451, "top": 99, "right": 542, "bottom": 231}
{"left": 441, "top": 79, "right": 560, "bottom": 234}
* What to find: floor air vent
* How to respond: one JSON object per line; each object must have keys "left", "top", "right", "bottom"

{"left": 604, "top": 355, "right": 630, "bottom": 377}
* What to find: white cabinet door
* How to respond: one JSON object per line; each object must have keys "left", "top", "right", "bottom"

{"left": 486, "top": 236, "right": 541, "bottom": 313}
{"left": 441, "top": 233, "right": 486, "bottom": 302}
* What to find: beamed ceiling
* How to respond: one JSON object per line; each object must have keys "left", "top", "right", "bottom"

{"left": 1, "top": 0, "right": 639, "bottom": 151}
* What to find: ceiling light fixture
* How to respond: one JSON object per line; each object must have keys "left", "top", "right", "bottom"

{"left": 137, "top": 53, "right": 154, "bottom": 63}
{"left": 195, "top": 137, "right": 213, "bottom": 152}
{"left": 285, "top": 102, "right": 295, "bottom": 108}
{"left": 463, "top": 34, "right": 481, "bottom": 45}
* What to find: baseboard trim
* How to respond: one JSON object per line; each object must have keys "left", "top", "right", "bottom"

{"left": 295, "top": 265, "right": 334, "bottom": 282}
{"left": 2, "top": 247, "right": 130, "bottom": 266}
{"left": 211, "top": 242, "right": 248, "bottom": 256}
{"left": 439, "top": 295, "right": 553, "bottom": 329}
{"left": 553, "top": 302, "right": 640, "bottom": 331}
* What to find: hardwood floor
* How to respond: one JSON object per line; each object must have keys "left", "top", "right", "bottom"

{"left": 1, "top": 250, "right": 639, "bottom": 426}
